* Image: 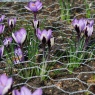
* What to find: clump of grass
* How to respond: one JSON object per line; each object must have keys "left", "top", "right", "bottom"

{"left": 59, "top": 0, "right": 71, "bottom": 23}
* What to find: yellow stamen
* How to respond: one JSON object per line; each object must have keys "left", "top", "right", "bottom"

{"left": 12, "top": 56, "right": 22, "bottom": 62}
{"left": 32, "top": 3, "right": 35, "bottom": 6}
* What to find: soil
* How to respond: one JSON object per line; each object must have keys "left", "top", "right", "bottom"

{"left": 0, "top": 0, "right": 95, "bottom": 95}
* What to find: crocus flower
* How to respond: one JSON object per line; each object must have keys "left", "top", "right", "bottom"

{"left": 0, "top": 46, "right": 4, "bottom": 58}
{"left": 12, "top": 86, "right": 43, "bottom": 95}
{"left": 36, "top": 28, "right": 52, "bottom": 44}
{"left": 25, "top": 0, "right": 42, "bottom": 13}
{"left": 3, "top": 37, "right": 12, "bottom": 47}
{"left": 72, "top": 18, "right": 85, "bottom": 33}
{"left": 0, "top": 15, "right": 5, "bottom": 22}
{"left": 13, "top": 47, "right": 24, "bottom": 64}
{"left": 85, "top": 24, "right": 93, "bottom": 37}
{"left": 0, "top": 73, "right": 13, "bottom": 95}
{"left": 84, "top": 19, "right": 94, "bottom": 37}
{"left": 72, "top": 18, "right": 86, "bottom": 41}
{"left": 0, "top": 24, "right": 5, "bottom": 34}
{"left": 8, "top": 18, "right": 16, "bottom": 29}
{"left": 83, "top": 19, "right": 94, "bottom": 49}
{"left": 12, "top": 28, "right": 27, "bottom": 45}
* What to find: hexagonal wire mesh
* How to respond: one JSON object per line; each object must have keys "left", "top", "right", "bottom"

{"left": 0, "top": 0, "right": 95, "bottom": 95}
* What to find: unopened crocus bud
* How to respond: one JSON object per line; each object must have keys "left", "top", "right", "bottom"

{"left": 0, "top": 24, "right": 5, "bottom": 34}
{"left": 8, "top": 18, "right": 16, "bottom": 29}
{"left": 0, "top": 46, "right": 4, "bottom": 58}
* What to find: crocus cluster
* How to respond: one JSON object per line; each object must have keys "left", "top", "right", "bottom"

{"left": 72, "top": 18, "right": 94, "bottom": 38}
{"left": 0, "top": 14, "right": 27, "bottom": 64}
{"left": 12, "top": 28, "right": 27, "bottom": 64}
{"left": 0, "top": 74, "right": 43, "bottom": 95}
{"left": 25, "top": 0, "right": 54, "bottom": 51}
{"left": 72, "top": 18, "right": 94, "bottom": 48}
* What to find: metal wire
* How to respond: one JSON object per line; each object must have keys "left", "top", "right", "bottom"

{"left": 0, "top": 0, "right": 95, "bottom": 95}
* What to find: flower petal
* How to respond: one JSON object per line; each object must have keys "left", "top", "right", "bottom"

{"left": 35, "top": 1, "right": 42, "bottom": 11}
{"left": 24, "top": 6, "right": 31, "bottom": 11}
{"left": 0, "top": 25, "right": 5, "bottom": 34}
{"left": 19, "top": 28, "right": 27, "bottom": 44}
{"left": 47, "top": 29, "right": 52, "bottom": 40}
{"left": 3, "top": 37, "right": 12, "bottom": 46}
{"left": 12, "top": 32, "right": 18, "bottom": 44}
{"left": 0, "top": 74, "right": 8, "bottom": 86}
{"left": 41, "top": 29, "right": 50, "bottom": 42}
{"left": 90, "top": 20, "right": 94, "bottom": 26}
{"left": 79, "top": 18, "right": 85, "bottom": 32}
{"left": 32, "top": 88, "right": 42, "bottom": 95}
{"left": 0, "top": 46, "right": 4, "bottom": 58}
{"left": 21, "top": 86, "right": 32, "bottom": 95}
{"left": 12, "top": 28, "right": 26, "bottom": 44}
{"left": 87, "top": 25, "right": 93, "bottom": 37}
{"left": 1, "top": 15, "right": 5, "bottom": 22}
{"left": 2, "top": 77, "right": 13, "bottom": 95}
{"left": 36, "top": 28, "right": 42, "bottom": 40}
{"left": 12, "top": 90, "right": 21, "bottom": 95}
{"left": 72, "top": 18, "right": 79, "bottom": 27}
{"left": 28, "top": 2, "right": 37, "bottom": 12}
{"left": 0, "top": 86, "right": 4, "bottom": 95}
{"left": 33, "top": 19, "right": 39, "bottom": 29}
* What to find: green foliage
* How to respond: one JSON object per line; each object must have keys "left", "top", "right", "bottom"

{"left": 59, "top": 0, "right": 71, "bottom": 23}
{"left": 85, "top": 0, "right": 91, "bottom": 18}
{"left": 66, "top": 35, "right": 94, "bottom": 73}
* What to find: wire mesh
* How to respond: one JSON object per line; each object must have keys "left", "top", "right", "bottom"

{"left": 0, "top": 0, "right": 95, "bottom": 95}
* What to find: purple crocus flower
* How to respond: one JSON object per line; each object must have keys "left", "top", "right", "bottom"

{"left": 3, "top": 37, "right": 12, "bottom": 47}
{"left": 84, "top": 19, "right": 94, "bottom": 37}
{"left": 0, "top": 15, "right": 5, "bottom": 22}
{"left": 72, "top": 18, "right": 85, "bottom": 33}
{"left": 37, "top": 28, "right": 52, "bottom": 44}
{"left": 25, "top": 0, "right": 42, "bottom": 13}
{"left": 0, "top": 24, "right": 5, "bottom": 34}
{"left": 85, "top": 24, "right": 93, "bottom": 37}
{"left": 12, "top": 86, "right": 43, "bottom": 95}
{"left": 8, "top": 18, "right": 16, "bottom": 29}
{"left": 0, "top": 46, "right": 4, "bottom": 58}
{"left": 13, "top": 47, "right": 24, "bottom": 64}
{"left": 0, "top": 73, "right": 13, "bottom": 95}
{"left": 72, "top": 18, "right": 86, "bottom": 41}
{"left": 12, "top": 28, "right": 27, "bottom": 45}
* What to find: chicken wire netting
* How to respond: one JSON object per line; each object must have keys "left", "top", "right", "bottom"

{"left": 0, "top": 0, "right": 95, "bottom": 95}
